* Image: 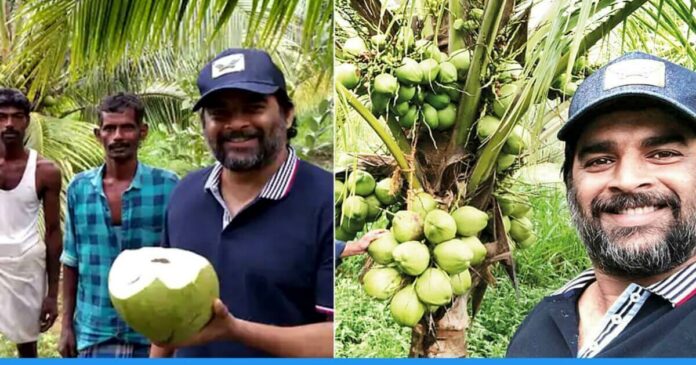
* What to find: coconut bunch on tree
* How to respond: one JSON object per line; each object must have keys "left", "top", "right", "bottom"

{"left": 335, "top": 0, "right": 694, "bottom": 357}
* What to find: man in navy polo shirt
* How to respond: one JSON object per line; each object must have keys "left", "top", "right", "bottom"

{"left": 150, "top": 49, "right": 333, "bottom": 358}
{"left": 507, "top": 52, "right": 696, "bottom": 357}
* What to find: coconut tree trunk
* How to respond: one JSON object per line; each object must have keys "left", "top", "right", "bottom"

{"left": 410, "top": 293, "right": 470, "bottom": 357}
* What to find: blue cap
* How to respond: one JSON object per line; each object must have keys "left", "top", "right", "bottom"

{"left": 193, "top": 48, "right": 286, "bottom": 111}
{"left": 558, "top": 52, "right": 696, "bottom": 141}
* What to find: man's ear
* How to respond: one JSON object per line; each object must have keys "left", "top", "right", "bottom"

{"left": 140, "top": 123, "right": 149, "bottom": 140}
{"left": 284, "top": 108, "right": 295, "bottom": 129}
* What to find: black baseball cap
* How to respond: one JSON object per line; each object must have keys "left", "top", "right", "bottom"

{"left": 193, "top": 48, "right": 287, "bottom": 111}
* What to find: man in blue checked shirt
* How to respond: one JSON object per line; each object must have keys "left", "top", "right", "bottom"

{"left": 58, "top": 93, "right": 179, "bottom": 358}
{"left": 150, "top": 49, "right": 334, "bottom": 358}
{"left": 507, "top": 53, "right": 696, "bottom": 357}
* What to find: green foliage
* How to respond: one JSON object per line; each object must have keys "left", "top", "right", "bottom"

{"left": 139, "top": 126, "right": 214, "bottom": 177}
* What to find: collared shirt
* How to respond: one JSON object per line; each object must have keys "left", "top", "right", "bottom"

{"left": 163, "top": 147, "right": 334, "bottom": 357}
{"left": 507, "top": 262, "right": 696, "bottom": 357}
{"left": 61, "top": 163, "right": 179, "bottom": 351}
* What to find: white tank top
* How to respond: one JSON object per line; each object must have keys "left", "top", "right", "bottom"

{"left": 0, "top": 149, "right": 41, "bottom": 257}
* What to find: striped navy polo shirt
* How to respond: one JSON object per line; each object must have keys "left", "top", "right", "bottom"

{"left": 507, "top": 262, "right": 696, "bottom": 357}
{"left": 162, "top": 148, "right": 334, "bottom": 357}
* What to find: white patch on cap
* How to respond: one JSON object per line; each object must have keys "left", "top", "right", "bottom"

{"left": 211, "top": 54, "right": 245, "bottom": 79}
{"left": 603, "top": 59, "right": 665, "bottom": 90}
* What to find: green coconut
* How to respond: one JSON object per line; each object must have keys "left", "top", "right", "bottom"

{"left": 375, "top": 178, "right": 400, "bottom": 205}
{"left": 389, "top": 286, "right": 426, "bottom": 327}
{"left": 497, "top": 60, "right": 523, "bottom": 82}
{"left": 371, "top": 92, "right": 390, "bottom": 116}
{"left": 415, "top": 268, "right": 453, "bottom": 306}
{"left": 424, "top": 210, "right": 458, "bottom": 244}
{"left": 374, "top": 73, "right": 399, "bottom": 96}
{"left": 343, "top": 37, "right": 368, "bottom": 57}
{"left": 108, "top": 247, "right": 220, "bottom": 344}
{"left": 470, "top": 8, "right": 484, "bottom": 20}
{"left": 437, "top": 62, "right": 458, "bottom": 84}
{"left": 391, "top": 210, "right": 425, "bottom": 243}
{"left": 503, "top": 125, "right": 531, "bottom": 155}
{"left": 442, "top": 84, "right": 460, "bottom": 101}
{"left": 451, "top": 206, "right": 489, "bottom": 237}
{"left": 336, "top": 63, "right": 360, "bottom": 90}
{"left": 393, "top": 101, "right": 411, "bottom": 116}
{"left": 395, "top": 61, "right": 424, "bottom": 86}
{"left": 419, "top": 59, "right": 440, "bottom": 84}
{"left": 346, "top": 170, "right": 376, "bottom": 196}
{"left": 517, "top": 232, "right": 538, "bottom": 249}
{"left": 449, "top": 49, "right": 471, "bottom": 80}
{"left": 399, "top": 105, "right": 419, "bottom": 128}
{"left": 397, "top": 27, "right": 415, "bottom": 50}
{"left": 422, "top": 103, "right": 439, "bottom": 130}
{"left": 425, "top": 92, "right": 451, "bottom": 110}
{"left": 408, "top": 192, "right": 438, "bottom": 219}
{"left": 424, "top": 44, "right": 442, "bottom": 62}
{"left": 509, "top": 197, "right": 532, "bottom": 218}
{"left": 392, "top": 241, "right": 430, "bottom": 276}
{"left": 364, "top": 194, "right": 383, "bottom": 221}
{"left": 497, "top": 153, "right": 516, "bottom": 172}
{"left": 334, "top": 180, "right": 345, "bottom": 205}
{"left": 453, "top": 18, "right": 465, "bottom": 31}
{"left": 493, "top": 83, "right": 519, "bottom": 118}
{"left": 460, "top": 236, "right": 487, "bottom": 266}
{"left": 436, "top": 103, "right": 457, "bottom": 130}
{"left": 561, "top": 81, "right": 578, "bottom": 97}
{"left": 340, "top": 216, "right": 366, "bottom": 234}
{"left": 397, "top": 84, "right": 417, "bottom": 102}
{"left": 433, "top": 239, "right": 474, "bottom": 274}
{"left": 342, "top": 195, "right": 368, "bottom": 220}
{"left": 367, "top": 231, "right": 399, "bottom": 264}
{"left": 335, "top": 226, "right": 356, "bottom": 241}
{"left": 450, "top": 270, "right": 472, "bottom": 295}
{"left": 370, "top": 34, "right": 388, "bottom": 50}
{"left": 476, "top": 115, "right": 501, "bottom": 140}
{"left": 362, "top": 267, "right": 404, "bottom": 300}
{"left": 510, "top": 216, "right": 534, "bottom": 242}
{"left": 503, "top": 215, "right": 511, "bottom": 233}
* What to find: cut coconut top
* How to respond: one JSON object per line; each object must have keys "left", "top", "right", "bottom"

{"left": 109, "top": 247, "right": 212, "bottom": 299}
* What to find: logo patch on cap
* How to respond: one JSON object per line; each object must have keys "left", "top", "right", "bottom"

{"left": 603, "top": 59, "right": 665, "bottom": 90}
{"left": 211, "top": 54, "right": 245, "bottom": 79}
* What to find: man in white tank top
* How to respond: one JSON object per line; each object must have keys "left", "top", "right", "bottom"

{"left": 0, "top": 89, "right": 63, "bottom": 357}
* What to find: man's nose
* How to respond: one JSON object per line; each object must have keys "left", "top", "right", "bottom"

{"left": 608, "top": 156, "right": 655, "bottom": 193}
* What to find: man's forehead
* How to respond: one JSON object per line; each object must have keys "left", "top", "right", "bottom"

{"left": 204, "top": 90, "right": 271, "bottom": 108}
{"left": 0, "top": 105, "right": 26, "bottom": 114}
{"left": 577, "top": 108, "right": 694, "bottom": 145}
{"left": 100, "top": 108, "right": 137, "bottom": 123}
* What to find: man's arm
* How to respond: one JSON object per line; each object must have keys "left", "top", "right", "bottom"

{"left": 154, "top": 299, "right": 333, "bottom": 357}
{"left": 39, "top": 161, "right": 62, "bottom": 332}
{"left": 58, "top": 183, "right": 79, "bottom": 358}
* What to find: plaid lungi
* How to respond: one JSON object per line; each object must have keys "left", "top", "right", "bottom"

{"left": 78, "top": 339, "right": 150, "bottom": 358}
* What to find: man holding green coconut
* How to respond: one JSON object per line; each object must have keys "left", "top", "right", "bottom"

{"left": 507, "top": 52, "right": 696, "bottom": 357}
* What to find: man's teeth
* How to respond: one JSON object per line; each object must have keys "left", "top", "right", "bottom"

{"left": 229, "top": 137, "right": 252, "bottom": 142}
{"left": 617, "top": 206, "right": 658, "bottom": 215}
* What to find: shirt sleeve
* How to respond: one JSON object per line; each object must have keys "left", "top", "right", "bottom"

{"left": 60, "top": 183, "right": 78, "bottom": 268}
{"left": 335, "top": 240, "right": 346, "bottom": 267}
{"left": 314, "top": 202, "right": 334, "bottom": 318}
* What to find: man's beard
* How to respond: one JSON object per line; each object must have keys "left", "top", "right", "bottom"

{"left": 210, "top": 123, "right": 284, "bottom": 172}
{"left": 567, "top": 187, "right": 696, "bottom": 278}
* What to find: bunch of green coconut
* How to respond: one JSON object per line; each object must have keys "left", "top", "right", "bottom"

{"left": 336, "top": 29, "right": 471, "bottom": 133}
{"left": 359, "top": 188, "right": 538, "bottom": 328}
{"left": 335, "top": 169, "right": 402, "bottom": 242}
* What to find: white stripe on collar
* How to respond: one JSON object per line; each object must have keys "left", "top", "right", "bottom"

{"left": 204, "top": 146, "right": 299, "bottom": 200}
{"left": 553, "top": 261, "right": 696, "bottom": 307}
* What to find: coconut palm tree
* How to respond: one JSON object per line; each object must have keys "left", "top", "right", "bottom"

{"left": 335, "top": 0, "right": 695, "bottom": 357}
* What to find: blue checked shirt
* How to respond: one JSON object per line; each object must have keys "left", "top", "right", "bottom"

{"left": 60, "top": 163, "right": 179, "bottom": 351}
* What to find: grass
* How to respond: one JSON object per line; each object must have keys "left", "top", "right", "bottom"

{"left": 335, "top": 187, "right": 591, "bottom": 358}
{"left": 0, "top": 320, "right": 61, "bottom": 358}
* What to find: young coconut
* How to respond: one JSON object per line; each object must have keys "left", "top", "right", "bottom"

{"left": 451, "top": 205, "right": 489, "bottom": 237}
{"left": 367, "top": 232, "right": 399, "bottom": 265}
{"left": 424, "top": 209, "right": 457, "bottom": 244}
{"left": 346, "top": 170, "right": 376, "bottom": 196}
{"left": 415, "top": 268, "right": 453, "bottom": 306}
{"left": 392, "top": 241, "right": 430, "bottom": 276}
{"left": 433, "top": 239, "right": 474, "bottom": 274}
{"left": 390, "top": 285, "right": 426, "bottom": 327}
{"left": 391, "top": 210, "right": 424, "bottom": 242}
{"left": 108, "top": 247, "right": 220, "bottom": 344}
{"left": 363, "top": 267, "right": 404, "bottom": 300}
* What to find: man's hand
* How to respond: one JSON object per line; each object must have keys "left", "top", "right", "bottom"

{"left": 340, "top": 229, "right": 388, "bottom": 258}
{"left": 39, "top": 296, "right": 58, "bottom": 332}
{"left": 58, "top": 324, "right": 78, "bottom": 358}
{"left": 154, "top": 299, "right": 235, "bottom": 350}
